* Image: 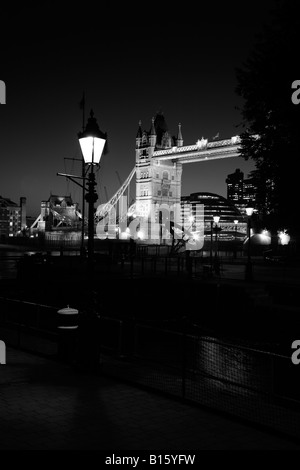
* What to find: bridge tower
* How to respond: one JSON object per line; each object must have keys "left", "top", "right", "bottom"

{"left": 135, "top": 112, "right": 183, "bottom": 241}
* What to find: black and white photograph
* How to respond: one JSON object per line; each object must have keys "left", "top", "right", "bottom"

{"left": 1, "top": 0, "right": 300, "bottom": 455}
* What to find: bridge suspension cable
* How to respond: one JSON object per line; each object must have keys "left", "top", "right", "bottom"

{"left": 95, "top": 167, "right": 136, "bottom": 220}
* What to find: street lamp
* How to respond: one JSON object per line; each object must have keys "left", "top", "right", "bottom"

{"left": 245, "top": 205, "right": 254, "bottom": 281}
{"left": 213, "top": 215, "right": 220, "bottom": 256}
{"left": 78, "top": 110, "right": 106, "bottom": 277}
{"left": 213, "top": 215, "right": 220, "bottom": 274}
{"left": 234, "top": 219, "right": 238, "bottom": 259}
{"left": 210, "top": 219, "right": 213, "bottom": 270}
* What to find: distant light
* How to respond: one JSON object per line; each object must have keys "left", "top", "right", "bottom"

{"left": 213, "top": 215, "right": 220, "bottom": 224}
{"left": 196, "top": 137, "right": 208, "bottom": 149}
{"left": 231, "top": 135, "right": 240, "bottom": 145}
{"left": 260, "top": 229, "right": 271, "bottom": 245}
{"left": 278, "top": 230, "right": 290, "bottom": 245}
{"left": 188, "top": 215, "right": 194, "bottom": 223}
{"left": 245, "top": 206, "right": 254, "bottom": 217}
{"left": 234, "top": 219, "right": 238, "bottom": 225}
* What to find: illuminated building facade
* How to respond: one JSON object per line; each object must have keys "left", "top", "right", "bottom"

{"left": 181, "top": 192, "right": 247, "bottom": 240}
{"left": 226, "top": 169, "right": 258, "bottom": 213}
{"left": 0, "top": 196, "right": 26, "bottom": 238}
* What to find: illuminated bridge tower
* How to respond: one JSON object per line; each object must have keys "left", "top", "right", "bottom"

{"left": 135, "top": 112, "right": 183, "bottom": 241}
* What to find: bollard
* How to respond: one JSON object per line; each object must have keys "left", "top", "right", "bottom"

{"left": 57, "top": 306, "right": 79, "bottom": 362}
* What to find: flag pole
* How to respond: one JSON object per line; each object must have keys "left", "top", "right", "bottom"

{"left": 82, "top": 91, "right": 85, "bottom": 132}
{"left": 80, "top": 92, "right": 86, "bottom": 257}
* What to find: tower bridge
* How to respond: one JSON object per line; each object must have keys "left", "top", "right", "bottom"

{"left": 31, "top": 112, "right": 244, "bottom": 247}
{"left": 97, "top": 112, "right": 241, "bottom": 222}
{"left": 134, "top": 113, "right": 241, "bottom": 222}
{"left": 94, "top": 112, "right": 245, "bottom": 248}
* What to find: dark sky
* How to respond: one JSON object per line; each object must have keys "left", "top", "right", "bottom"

{"left": 0, "top": 1, "right": 278, "bottom": 216}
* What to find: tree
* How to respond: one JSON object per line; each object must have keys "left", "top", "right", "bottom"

{"left": 235, "top": 0, "right": 300, "bottom": 236}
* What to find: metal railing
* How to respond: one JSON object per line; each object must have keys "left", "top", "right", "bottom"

{"left": 0, "top": 296, "right": 299, "bottom": 441}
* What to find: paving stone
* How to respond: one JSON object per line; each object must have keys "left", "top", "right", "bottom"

{"left": 1, "top": 346, "right": 300, "bottom": 450}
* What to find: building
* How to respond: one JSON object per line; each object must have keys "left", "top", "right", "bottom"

{"left": 0, "top": 196, "right": 26, "bottom": 239}
{"left": 30, "top": 194, "right": 81, "bottom": 236}
{"left": 226, "top": 169, "right": 258, "bottom": 213}
{"left": 181, "top": 192, "right": 247, "bottom": 241}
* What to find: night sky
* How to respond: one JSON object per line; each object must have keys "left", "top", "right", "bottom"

{"left": 0, "top": 2, "right": 277, "bottom": 217}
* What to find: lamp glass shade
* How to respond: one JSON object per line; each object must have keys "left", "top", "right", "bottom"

{"left": 245, "top": 207, "right": 254, "bottom": 217}
{"left": 79, "top": 136, "right": 106, "bottom": 165}
{"left": 213, "top": 216, "right": 220, "bottom": 224}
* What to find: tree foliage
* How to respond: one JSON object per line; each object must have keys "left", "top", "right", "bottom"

{"left": 235, "top": 0, "right": 300, "bottom": 235}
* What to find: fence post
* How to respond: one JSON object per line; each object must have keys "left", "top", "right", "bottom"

{"left": 141, "top": 257, "right": 145, "bottom": 275}
{"left": 130, "top": 257, "right": 134, "bottom": 279}
{"left": 36, "top": 304, "right": 40, "bottom": 329}
{"left": 133, "top": 323, "right": 138, "bottom": 357}
{"left": 182, "top": 316, "right": 187, "bottom": 400}
{"left": 152, "top": 256, "right": 156, "bottom": 274}
{"left": 270, "top": 354, "right": 275, "bottom": 395}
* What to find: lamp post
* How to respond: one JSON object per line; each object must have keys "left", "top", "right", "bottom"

{"left": 210, "top": 220, "right": 213, "bottom": 270}
{"left": 245, "top": 206, "right": 254, "bottom": 281}
{"left": 234, "top": 219, "right": 238, "bottom": 259}
{"left": 78, "top": 110, "right": 106, "bottom": 279}
{"left": 213, "top": 215, "right": 220, "bottom": 257}
{"left": 213, "top": 215, "right": 220, "bottom": 274}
